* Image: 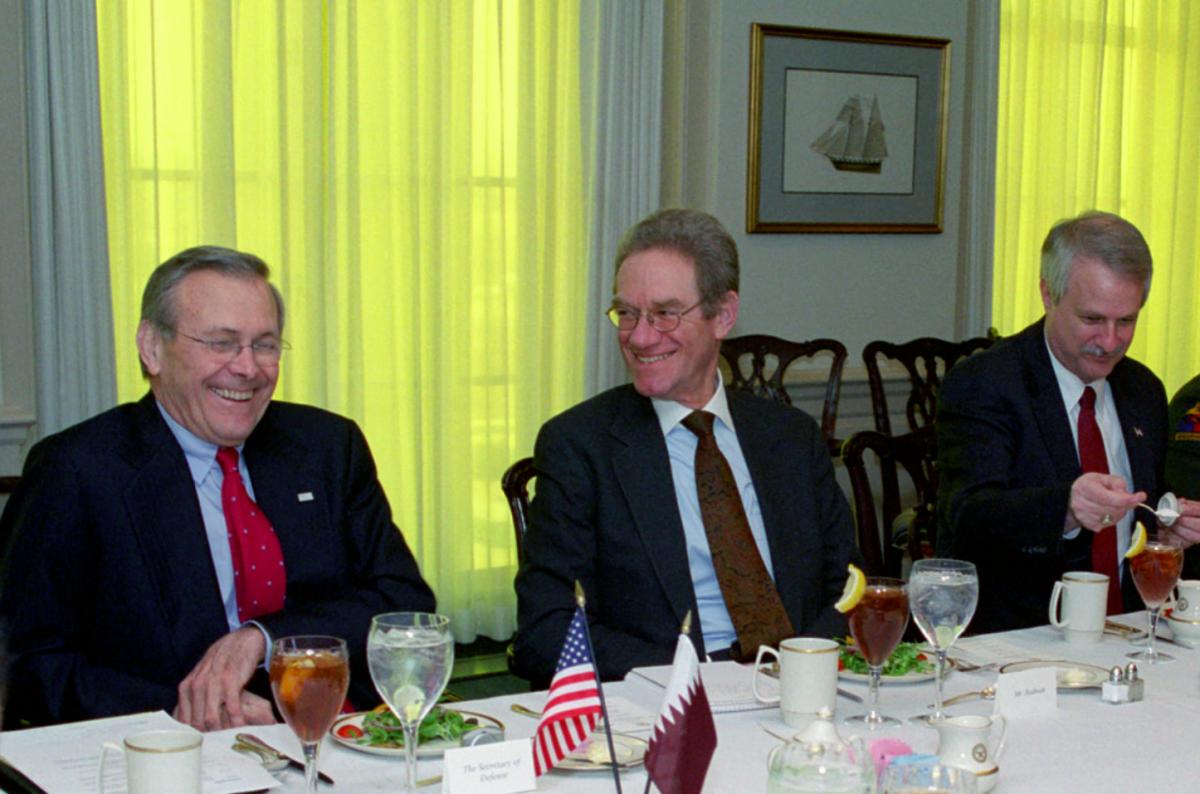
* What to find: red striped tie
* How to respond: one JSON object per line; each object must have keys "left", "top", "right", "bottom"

{"left": 1077, "top": 387, "right": 1123, "bottom": 614}
{"left": 217, "top": 447, "right": 286, "bottom": 622}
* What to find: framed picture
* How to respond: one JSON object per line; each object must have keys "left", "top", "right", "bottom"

{"left": 746, "top": 24, "right": 950, "bottom": 233}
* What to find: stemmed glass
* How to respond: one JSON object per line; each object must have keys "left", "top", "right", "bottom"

{"left": 1128, "top": 530, "right": 1184, "bottom": 664}
{"left": 367, "top": 612, "right": 454, "bottom": 793}
{"left": 907, "top": 558, "right": 978, "bottom": 724}
{"left": 268, "top": 636, "right": 350, "bottom": 793}
{"left": 844, "top": 577, "right": 909, "bottom": 728}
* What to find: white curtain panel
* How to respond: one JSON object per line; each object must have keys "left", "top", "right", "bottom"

{"left": 580, "top": 0, "right": 664, "bottom": 396}
{"left": 25, "top": 0, "right": 116, "bottom": 436}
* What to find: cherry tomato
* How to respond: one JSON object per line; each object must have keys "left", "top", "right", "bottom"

{"left": 336, "top": 723, "right": 364, "bottom": 739}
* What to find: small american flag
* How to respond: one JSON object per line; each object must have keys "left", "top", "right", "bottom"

{"left": 532, "top": 606, "right": 602, "bottom": 776}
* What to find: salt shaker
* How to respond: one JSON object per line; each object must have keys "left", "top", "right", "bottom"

{"left": 1101, "top": 665, "right": 1130, "bottom": 704}
{"left": 1124, "top": 662, "right": 1144, "bottom": 701}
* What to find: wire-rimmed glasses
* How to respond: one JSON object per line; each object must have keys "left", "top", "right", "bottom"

{"left": 605, "top": 300, "right": 703, "bottom": 332}
{"left": 168, "top": 327, "right": 291, "bottom": 363}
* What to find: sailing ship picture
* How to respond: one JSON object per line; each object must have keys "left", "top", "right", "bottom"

{"left": 810, "top": 94, "right": 887, "bottom": 173}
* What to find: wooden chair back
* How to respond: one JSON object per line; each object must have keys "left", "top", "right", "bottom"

{"left": 720, "top": 334, "right": 848, "bottom": 455}
{"left": 841, "top": 427, "right": 938, "bottom": 577}
{"left": 862, "top": 336, "right": 993, "bottom": 435}
{"left": 500, "top": 457, "right": 536, "bottom": 568}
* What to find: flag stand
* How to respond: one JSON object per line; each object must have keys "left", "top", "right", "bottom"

{"left": 576, "top": 581, "right": 624, "bottom": 794}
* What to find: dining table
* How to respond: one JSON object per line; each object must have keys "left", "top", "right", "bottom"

{"left": 7, "top": 613, "right": 1200, "bottom": 793}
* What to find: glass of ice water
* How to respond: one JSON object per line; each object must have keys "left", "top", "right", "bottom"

{"left": 367, "top": 612, "right": 454, "bottom": 792}
{"left": 908, "top": 558, "right": 978, "bottom": 723}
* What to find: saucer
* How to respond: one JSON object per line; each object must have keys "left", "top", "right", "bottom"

{"left": 1166, "top": 613, "right": 1200, "bottom": 642}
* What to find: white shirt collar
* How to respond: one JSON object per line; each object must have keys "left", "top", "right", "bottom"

{"left": 651, "top": 371, "right": 736, "bottom": 436}
{"left": 1044, "top": 331, "right": 1108, "bottom": 414}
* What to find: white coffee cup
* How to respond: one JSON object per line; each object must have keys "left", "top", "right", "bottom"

{"left": 752, "top": 637, "right": 839, "bottom": 727}
{"left": 1048, "top": 571, "right": 1109, "bottom": 644}
{"left": 98, "top": 729, "right": 202, "bottom": 794}
{"left": 1171, "top": 580, "right": 1200, "bottom": 620}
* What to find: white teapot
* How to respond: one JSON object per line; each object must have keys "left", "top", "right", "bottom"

{"left": 765, "top": 709, "right": 875, "bottom": 793}
{"left": 933, "top": 713, "right": 1006, "bottom": 793}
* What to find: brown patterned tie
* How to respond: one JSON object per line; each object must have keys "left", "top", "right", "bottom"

{"left": 681, "top": 410, "right": 794, "bottom": 660}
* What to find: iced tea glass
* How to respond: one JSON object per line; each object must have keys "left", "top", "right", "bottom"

{"left": 1128, "top": 533, "right": 1184, "bottom": 664}
{"left": 269, "top": 636, "right": 350, "bottom": 793}
{"left": 844, "top": 577, "right": 909, "bottom": 728}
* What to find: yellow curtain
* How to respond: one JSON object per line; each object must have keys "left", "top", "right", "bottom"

{"left": 994, "top": 1, "right": 1200, "bottom": 396}
{"left": 97, "top": 0, "right": 588, "bottom": 642}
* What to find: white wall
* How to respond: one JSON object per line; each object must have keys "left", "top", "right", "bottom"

{"left": 663, "top": 0, "right": 994, "bottom": 372}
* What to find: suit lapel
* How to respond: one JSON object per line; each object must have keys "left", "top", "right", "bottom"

{"left": 609, "top": 391, "right": 697, "bottom": 632}
{"left": 122, "top": 397, "right": 229, "bottom": 661}
{"left": 1110, "top": 363, "right": 1156, "bottom": 494}
{"left": 243, "top": 411, "right": 325, "bottom": 572}
{"left": 1022, "top": 324, "right": 1082, "bottom": 481}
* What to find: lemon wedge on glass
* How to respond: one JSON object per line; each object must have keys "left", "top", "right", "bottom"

{"left": 1124, "top": 525, "right": 1147, "bottom": 559}
{"left": 834, "top": 563, "right": 867, "bottom": 613}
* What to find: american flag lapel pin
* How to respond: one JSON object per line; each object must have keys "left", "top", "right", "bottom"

{"left": 1134, "top": 427, "right": 1144, "bottom": 438}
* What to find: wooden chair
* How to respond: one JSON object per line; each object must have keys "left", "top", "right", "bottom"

{"left": 862, "top": 336, "right": 994, "bottom": 435}
{"left": 719, "top": 334, "right": 848, "bottom": 455}
{"left": 841, "top": 427, "right": 938, "bottom": 577}
{"left": 0, "top": 476, "right": 19, "bottom": 495}
{"left": 500, "top": 457, "right": 536, "bottom": 569}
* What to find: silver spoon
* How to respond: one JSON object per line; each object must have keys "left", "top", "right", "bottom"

{"left": 935, "top": 684, "right": 997, "bottom": 708}
{"left": 1136, "top": 492, "right": 1180, "bottom": 527}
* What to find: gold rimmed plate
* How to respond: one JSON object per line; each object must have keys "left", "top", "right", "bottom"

{"left": 552, "top": 733, "right": 647, "bottom": 773}
{"left": 998, "top": 660, "right": 1107, "bottom": 689}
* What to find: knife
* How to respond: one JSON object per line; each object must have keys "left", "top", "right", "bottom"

{"left": 235, "top": 733, "right": 335, "bottom": 785}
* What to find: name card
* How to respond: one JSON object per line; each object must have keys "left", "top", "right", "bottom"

{"left": 443, "top": 738, "right": 536, "bottom": 794}
{"left": 995, "top": 666, "right": 1057, "bottom": 718}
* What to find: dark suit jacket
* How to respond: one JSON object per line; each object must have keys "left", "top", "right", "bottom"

{"left": 0, "top": 395, "right": 435, "bottom": 726}
{"left": 512, "top": 385, "right": 857, "bottom": 682}
{"left": 936, "top": 320, "right": 1166, "bottom": 632}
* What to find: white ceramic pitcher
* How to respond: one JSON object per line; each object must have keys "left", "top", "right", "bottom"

{"left": 934, "top": 713, "right": 1006, "bottom": 793}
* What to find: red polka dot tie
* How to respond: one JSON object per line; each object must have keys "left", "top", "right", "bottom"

{"left": 217, "top": 446, "right": 286, "bottom": 622}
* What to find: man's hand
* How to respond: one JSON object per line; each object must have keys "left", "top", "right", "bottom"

{"left": 174, "top": 626, "right": 271, "bottom": 731}
{"left": 1067, "top": 472, "right": 1143, "bottom": 532}
{"left": 1165, "top": 497, "right": 1200, "bottom": 548}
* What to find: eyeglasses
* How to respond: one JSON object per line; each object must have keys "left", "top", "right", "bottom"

{"left": 606, "top": 300, "right": 704, "bottom": 333}
{"left": 169, "top": 328, "right": 291, "bottom": 363}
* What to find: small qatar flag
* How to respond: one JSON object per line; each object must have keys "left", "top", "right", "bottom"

{"left": 643, "top": 631, "right": 717, "bottom": 794}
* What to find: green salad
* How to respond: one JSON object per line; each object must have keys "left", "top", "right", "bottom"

{"left": 341, "top": 706, "right": 475, "bottom": 748}
{"left": 838, "top": 641, "right": 934, "bottom": 677}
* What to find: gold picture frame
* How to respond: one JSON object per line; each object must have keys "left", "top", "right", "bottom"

{"left": 746, "top": 24, "right": 950, "bottom": 234}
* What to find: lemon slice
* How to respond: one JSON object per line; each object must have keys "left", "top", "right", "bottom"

{"left": 834, "top": 563, "right": 867, "bottom": 613}
{"left": 1124, "top": 525, "right": 1147, "bottom": 559}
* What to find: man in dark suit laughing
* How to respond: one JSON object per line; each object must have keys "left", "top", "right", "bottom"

{"left": 513, "top": 209, "right": 857, "bottom": 682}
{"left": 0, "top": 246, "right": 434, "bottom": 729}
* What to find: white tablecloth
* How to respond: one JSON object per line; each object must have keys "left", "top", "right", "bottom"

{"left": 214, "top": 615, "right": 1200, "bottom": 793}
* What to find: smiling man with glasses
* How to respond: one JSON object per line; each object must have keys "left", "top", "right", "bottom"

{"left": 514, "top": 209, "right": 858, "bottom": 683}
{"left": 0, "top": 245, "right": 434, "bottom": 730}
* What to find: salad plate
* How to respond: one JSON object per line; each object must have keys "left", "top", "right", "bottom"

{"left": 838, "top": 642, "right": 951, "bottom": 684}
{"left": 331, "top": 707, "right": 504, "bottom": 757}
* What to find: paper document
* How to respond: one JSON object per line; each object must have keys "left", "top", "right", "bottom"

{"left": 0, "top": 710, "right": 279, "bottom": 794}
{"left": 628, "top": 661, "right": 775, "bottom": 713}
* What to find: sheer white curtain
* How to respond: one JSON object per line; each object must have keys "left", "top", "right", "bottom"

{"left": 24, "top": 0, "right": 115, "bottom": 436}
{"left": 581, "top": 0, "right": 664, "bottom": 395}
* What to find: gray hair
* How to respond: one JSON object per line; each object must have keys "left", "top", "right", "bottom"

{"left": 139, "top": 245, "right": 285, "bottom": 376}
{"left": 1040, "top": 210, "right": 1152, "bottom": 304}
{"left": 613, "top": 209, "right": 739, "bottom": 314}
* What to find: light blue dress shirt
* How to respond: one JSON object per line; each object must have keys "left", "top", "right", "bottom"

{"left": 157, "top": 403, "right": 260, "bottom": 633}
{"left": 653, "top": 375, "right": 774, "bottom": 652}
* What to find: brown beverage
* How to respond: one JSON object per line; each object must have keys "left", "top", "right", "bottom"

{"left": 849, "top": 580, "right": 909, "bottom": 666}
{"left": 1130, "top": 542, "right": 1184, "bottom": 607}
{"left": 270, "top": 650, "right": 350, "bottom": 743}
